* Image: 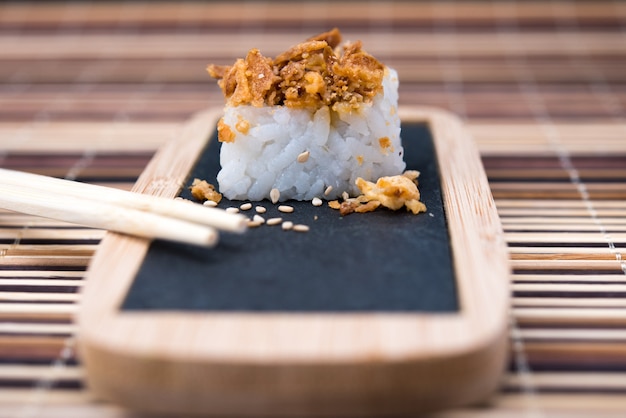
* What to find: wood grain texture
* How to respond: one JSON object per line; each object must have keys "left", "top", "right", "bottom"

{"left": 77, "top": 107, "right": 510, "bottom": 416}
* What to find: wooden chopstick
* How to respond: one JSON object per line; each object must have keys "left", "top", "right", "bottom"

{"left": 0, "top": 168, "right": 247, "bottom": 247}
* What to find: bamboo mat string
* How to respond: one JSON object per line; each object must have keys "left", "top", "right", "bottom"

{"left": 495, "top": 1, "right": 625, "bottom": 274}
{"left": 431, "top": 2, "right": 467, "bottom": 120}
{"left": 365, "top": 1, "right": 395, "bottom": 66}
{"left": 10, "top": 5, "right": 103, "bottom": 415}
{"left": 492, "top": 2, "right": 543, "bottom": 416}
{"left": 20, "top": 1, "right": 231, "bottom": 407}
{"left": 508, "top": 316, "right": 542, "bottom": 417}
{"left": 551, "top": 2, "right": 626, "bottom": 125}
{"left": 10, "top": 3, "right": 171, "bottom": 416}
{"left": 550, "top": 1, "right": 626, "bottom": 275}
{"left": 495, "top": 0, "right": 626, "bottom": 406}
{"left": 14, "top": 338, "right": 77, "bottom": 418}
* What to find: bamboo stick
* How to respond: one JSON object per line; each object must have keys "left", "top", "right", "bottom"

{"left": 0, "top": 228, "right": 105, "bottom": 241}
{"left": 511, "top": 260, "right": 623, "bottom": 271}
{"left": 513, "top": 308, "right": 626, "bottom": 325}
{"left": 498, "top": 208, "right": 626, "bottom": 217}
{"left": 516, "top": 329, "right": 626, "bottom": 342}
{"left": 0, "top": 364, "right": 83, "bottom": 381}
{"left": 0, "top": 121, "right": 176, "bottom": 152}
{"left": 0, "top": 279, "right": 83, "bottom": 287}
{"left": 0, "top": 292, "right": 79, "bottom": 303}
{"left": 506, "top": 232, "right": 626, "bottom": 244}
{"left": 0, "top": 256, "right": 91, "bottom": 268}
{"left": 505, "top": 372, "right": 626, "bottom": 390}
{"left": 0, "top": 271, "right": 84, "bottom": 278}
{"left": 513, "top": 274, "right": 626, "bottom": 283}
{"left": 0, "top": 303, "right": 77, "bottom": 316}
{"left": 1, "top": 1, "right": 623, "bottom": 26}
{"left": 508, "top": 247, "right": 625, "bottom": 255}
{"left": 495, "top": 200, "right": 626, "bottom": 210}
{"left": 512, "top": 283, "right": 626, "bottom": 293}
{"left": 513, "top": 297, "right": 626, "bottom": 308}
{"left": 504, "top": 224, "right": 626, "bottom": 232}
{"left": 0, "top": 322, "right": 75, "bottom": 336}
{"left": 0, "top": 32, "right": 623, "bottom": 60}
{"left": 502, "top": 216, "right": 626, "bottom": 224}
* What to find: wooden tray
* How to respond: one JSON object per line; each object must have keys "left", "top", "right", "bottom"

{"left": 77, "top": 107, "right": 510, "bottom": 416}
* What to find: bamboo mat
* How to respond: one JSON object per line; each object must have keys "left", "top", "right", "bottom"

{"left": 1, "top": 1, "right": 626, "bottom": 417}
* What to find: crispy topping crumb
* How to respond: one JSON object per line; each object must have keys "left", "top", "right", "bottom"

{"left": 189, "top": 178, "right": 223, "bottom": 203}
{"left": 328, "top": 172, "right": 426, "bottom": 215}
{"left": 378, "top": 136, "right": 393, "bottom": 154}
{"left": 235, "top": 116, "right": 250, "bottom": 134}
{"left": 207, "top": 28, "right": 385, "bottom": 110}
{"left": 217, "top": 117, "right": 235, "bottom": 143}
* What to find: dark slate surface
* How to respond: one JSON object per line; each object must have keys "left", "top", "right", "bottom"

{"left": 122, "top": 123, "right": 458, "bottom": 312}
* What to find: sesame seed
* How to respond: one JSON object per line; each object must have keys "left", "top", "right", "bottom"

{"left": 293, "top": 224, "right": 310, "bottom": 232}
{"left": 226, "top": 207, "right": 239, "bottom": 214}
{"left": 203, "top": 200, "right": 218, "bottom": 207}
{"left": 247, "top": 219, "right": 263, "bottom": 228}
{"left": 312, "top": 197, "right": 322, "bottom": 207}
{"left": 270, "top": 188, "right": 280, "bottom": 204}
{"left": 296, "top": 150, "right": 310, "bottom": 163}
{"left": 258, "top": 73, "right": 265, "bottom": 79}
{"left": 282, "top": 221, "right": 293, "bottom": 230}
{"left": 278, "top": 205, "right": 294, "bottom": 213}
{"left": 324, "top": 185, "right": 333, "bottom": 196}
{"left": 342, "top": 191, "right": 349, "bottom": 200}
{"left": 255, "top": 206, "right": 267, "bottom": 214}
{"left": 239, "top": 202, "right": 252, "bottom": 211}
{"left": 267, "top": 217, "right": 282, "bottom": 226}
{"left": 253, "top": 214, "right": 265, "bottom": 224}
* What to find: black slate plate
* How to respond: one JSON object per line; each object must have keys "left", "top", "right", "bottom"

{"left": 122, "top": 123, "right": 457, "bottom": 312}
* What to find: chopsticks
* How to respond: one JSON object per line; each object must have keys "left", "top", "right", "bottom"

{"left": 0, "top": 168, "right": 247, "bottom": 247}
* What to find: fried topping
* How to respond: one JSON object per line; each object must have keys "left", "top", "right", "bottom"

{"left": 207, "top": 28, "right": 385, "bottom": 110}
{"left": 189, "top": 178, "right": 223, "bottom": 204}
{"left": 328, "top": 172, "right": 427, "bottom": 216}
{"left": 356, "top": 175, "right": 426, "bottom": 215}
{"left": 216, "top": 117, "right": 235, "bottom": 143}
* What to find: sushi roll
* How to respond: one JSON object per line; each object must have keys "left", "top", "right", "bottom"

{"left": 207, "top": 28, "right": 405, "bottom": 202}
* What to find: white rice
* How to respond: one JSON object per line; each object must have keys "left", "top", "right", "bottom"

{"left": 216, "top": 68, "right": 404, "bottom": 201}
